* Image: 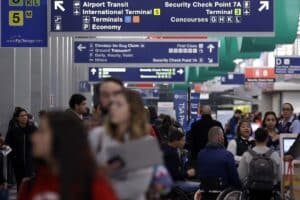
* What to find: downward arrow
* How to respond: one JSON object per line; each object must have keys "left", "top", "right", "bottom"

{"left": 54, "top": 0, "right": 65, "bottom": 12}
{"left": 259, "top": 1, "right": 269, "bottom": 12}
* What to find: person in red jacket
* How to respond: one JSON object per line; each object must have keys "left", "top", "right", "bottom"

{"left": 18, "top": 111, "right": 117, "bottom": 200}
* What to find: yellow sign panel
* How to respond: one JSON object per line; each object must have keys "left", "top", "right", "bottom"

{"left": 9, "top": 11, "right": 24, "bottom": 26}
{"left": 9, "top": 0, "right": 23, "bottom": 6}
{"left": 25, "top": 11, "right": 33, "bottom": 18}
{"left": 153, "top": 8, "right": 161, "bottom": 16}
{"left": 234, "top": 9, "right": 242, "bottom": 16}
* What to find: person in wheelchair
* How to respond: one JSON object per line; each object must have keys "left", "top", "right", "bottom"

{"left": 238, "top": 128, "right": 281, "bottom": 200}
{"left": 197, "top": 127, "right": 241, "bottom": 189}
{"left": 161, "top": 127, "right": 199, "bottom": 193}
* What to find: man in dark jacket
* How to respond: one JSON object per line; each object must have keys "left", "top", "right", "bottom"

{"left": 187, "top": 106, "right": 224, "bottom": 161}
{"left": 66, "top": 94, "right": 87, "bottom": 121}
{"left": 197, "top": 127, "right": 241, "bottom": 189}
{"left": 5, "top": 108, "right": 37, "bottom": 189}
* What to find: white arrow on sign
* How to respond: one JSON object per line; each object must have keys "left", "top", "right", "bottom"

{"left": 207, "top": 44, "right": 215, "bottom": 53}
{"left": 77, "top": 44, "right": 87, "bottom": 52}
{"left": 54, "top": 0, "right": 66, "bottom": 12}
{"left": 259, "top": 1, "right": 269, "bottom": 12}
{"left": 177, "top": 68, "right": 184, "bottom": 75}
{"left": 91, "top": 68, "right": 97, "bottom": 76}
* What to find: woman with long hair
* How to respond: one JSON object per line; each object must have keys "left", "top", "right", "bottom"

{"left": 89, "top": 89, "right": 161, "bottom": 200}
{"left": 5, "top": 108, "right": 37, "bottom": 189}
{"left": 262, "top": 111, "right": 280, "bottom": 150}
{"left": 18, "top": 111, "right": 117, "bottom": 200}
{"left": 227, "top": 119, "right": 255, "bottom": 163}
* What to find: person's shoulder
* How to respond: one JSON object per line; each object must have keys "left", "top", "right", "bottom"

{"left": 88, "top": 127, "right": 107, "bottom": 147}
{"left": 89, "top": 126, "right": 106, "bottom": 137}
{"left": 223, "top": 148, "right": 235, "bottom": 157}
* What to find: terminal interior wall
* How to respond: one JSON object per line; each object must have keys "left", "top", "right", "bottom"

{"left": 0, "top": 36, "right": 79, "bottom": 134}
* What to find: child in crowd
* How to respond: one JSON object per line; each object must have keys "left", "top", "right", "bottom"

{"left": 227, "top": 120, "right": 255, "bottom": 163}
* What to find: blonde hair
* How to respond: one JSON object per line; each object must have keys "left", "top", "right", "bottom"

{"left": 105, "top": 89, "right": 148, "bottom": 140}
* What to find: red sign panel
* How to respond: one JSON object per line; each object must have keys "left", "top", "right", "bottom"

{"left": 245, "top": 68, "right": 275, "bottom": 82}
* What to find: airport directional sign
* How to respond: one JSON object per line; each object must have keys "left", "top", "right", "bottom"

{"left": 51, "top": 0, "right": 274, "bottom": 36}
{"left": 88, "top": 67, "right": 185, "bottom": 82}
{"left": 75, "top": 41, "right": 219, "bottom": 67}
{"left": 275, "top": 57, "right": 300, "bottom": 74}
{"left": 1, "top": 0, "right": 47, "bottom": 47}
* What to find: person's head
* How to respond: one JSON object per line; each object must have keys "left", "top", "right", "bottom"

{"left": 106, "top": 89, "right": 147, "bottom": 140}
{"left": 97, "top": 78, "right": 124, "bottom": 115}
{"left": 201, "top": 105, "right": 212, "bottom": 116}
{"left": 237, "top": 119, "right": 252, "bottom": 139}
{"left": 263, "top": 111, "right": 278, "bottom": 130}
{"left": 168, "top": 127, "right": 185, "bottom": 149}
{"left": 208, "top": 126, "right": 224, "bottom": 145}
{"left": 69, "top": 94, "right": 87, "bottom": 115}
{"left": 282, "top": 103, "right": 294, "bottom": 120}
{"left": 32, "top": 111, "right": 96, "bottom": 200}
{"left": 254, "top": 128, "right": 269, "bottom": 145}
{"left": 235, "top": 109, "right": 242, "bottom": 119}
{"left": 162, "top": 115, "right": 172, "bottom": 129}
{"left": 38, "top": 110, "right": 47, "bottom": 120}
{"left": 13, "top": 108, "right": 28, "bottom": 126}
{"left": 159, "top": 114, "right": 167, "bottom": 120}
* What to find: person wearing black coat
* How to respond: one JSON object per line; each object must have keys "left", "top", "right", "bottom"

{"left": 187, "top": 106, "right": 224, "bottom": 161}
{"left": 5, "top": 108, "right": 37, "bottom": 190}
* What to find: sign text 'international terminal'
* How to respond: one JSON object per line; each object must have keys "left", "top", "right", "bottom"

{"left": 1, "top": 0, "right": 47, "bottom": 47}
{"left": 75, "top": 41, "right": 218, "bottom": 66}
{"left": 275, "top": 57, "right": 300, "bottom": 74}
{"left": 89, "top": 67, "right": 185, "bottom": 82}
{"left": 51, "top": 0, "right": 274, "bottom": 36}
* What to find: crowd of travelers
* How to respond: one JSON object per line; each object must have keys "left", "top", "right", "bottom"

{"left": 0, "top": 77, "right": 299, "bottom": 200}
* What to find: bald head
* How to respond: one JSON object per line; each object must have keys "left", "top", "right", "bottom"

{"left": 202, "top": 105, "right": 212, "bottom": 115}
{"left": 208, "top": 126, "right": 224, "bottom": 145}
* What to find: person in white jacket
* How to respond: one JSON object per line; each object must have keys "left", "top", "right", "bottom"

{"left": 89, "top": 89, "right": 160, "bottom": 200}
{"left": 227, "top": 119, "right": 255, "bottom": 163}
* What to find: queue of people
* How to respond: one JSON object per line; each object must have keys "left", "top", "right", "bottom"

{"left": 0, "top": 77, "right": 299, "bottom": 199}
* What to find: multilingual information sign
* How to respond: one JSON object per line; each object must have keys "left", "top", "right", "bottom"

{"left": 75, "top": 41, "right": 218, "bottom": 66}
{"left": 51, "top": 0, "right": 274, "bottom": 36}
{"left": 275, "top": 57, "right": 300, "bottom": 74}
{"left": 89, "top": 67, "right": 185, "bottom": 82}
{"left": 1, "top": 0, "right": 47, "bottom": 47}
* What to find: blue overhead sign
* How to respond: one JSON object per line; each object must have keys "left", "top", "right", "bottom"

{"left": 1, "top": 0, "right": 47, "bottom": 47}
{"left": 75, "top": 41, "right": 218, "bottom": 66}
{"left": 89, "top": 67, "right": 185, "bottom": 82}
{"left": 174, "top": 91, "right": 188, "bottom": 127}
{"left": 275, "top": 57, "right": 300, "bottom": 74}
{"left": 221, "top": 73, "right": 245, "bottom": 85}
{"left": 190, "top": 93, "right": 200, "bottom": 120}
{"left": 51, "top": 0, "right": 274, "bottom": 36}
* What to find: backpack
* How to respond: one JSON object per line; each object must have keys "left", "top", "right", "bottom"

{"left": 247, "top": 149, "right": 276, "bottom": 191}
